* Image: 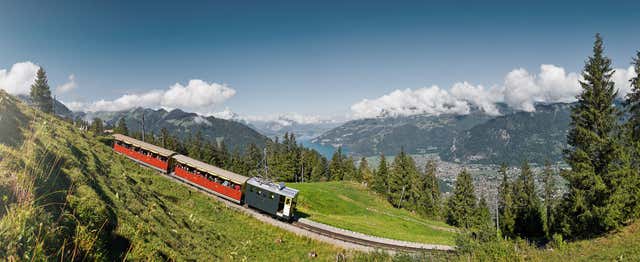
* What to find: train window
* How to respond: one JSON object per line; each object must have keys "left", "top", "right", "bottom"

{"left": 249, "top": 186, "right": 254, "bottom": 192}
{"left": 258, "top": 190, "right": 262, "bottom": 195}
{"left": 270, "top": 193, "right": 274, "bottom": 199}
{"left": 285, "top": 198, "right": 291, "bottom": 205}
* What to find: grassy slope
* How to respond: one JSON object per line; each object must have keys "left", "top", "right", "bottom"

{"left": 0, "top": 91, "right": 348, "bottom": 261}
{"left": 526, "top": 221, "right": 640, "bottom": 261}
{"left": 293, "top": 181, "right": 457, "bottom": 246}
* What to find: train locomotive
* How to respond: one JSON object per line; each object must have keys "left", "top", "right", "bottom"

{"left": 112, "top": 134, "right": 298, "bottom": 220}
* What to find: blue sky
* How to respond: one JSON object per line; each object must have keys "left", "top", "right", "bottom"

{"left": 1, "top": 1, "right": 639, "bottom": 120}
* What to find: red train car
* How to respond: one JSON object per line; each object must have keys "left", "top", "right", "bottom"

{"left": 172, "top": 154, "right": 248, "bottom": 204}
{"left": 112, "top": 134, "right": 176, "bottom": 173}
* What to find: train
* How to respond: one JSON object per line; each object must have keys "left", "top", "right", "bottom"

{"left": 112, "top": 134, "right": 298, "bottom": 220}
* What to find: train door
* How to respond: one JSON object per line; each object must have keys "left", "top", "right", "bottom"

{"left": 283, "top": 197, "right": 293, "bottom": 217}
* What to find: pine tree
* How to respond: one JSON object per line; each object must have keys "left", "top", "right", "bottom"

{"left": 513, "top": 161, "right": 545, "bottom": 239}
{"left": 475, "top": 197, "right": 493, "bottom": 228}
{"left": 90, "top": 118, "right": 104, "bottom": 134}
{"left": 358, "top": 157, "right": 373, "bottom": 185}
{"left": 115, "top": 118, "right": 129, "bottom": 135}
{"left": 497, "top": 163, "right": 516, "bottom": 237}
{"left": 29, "top": 67, "right": 53, "bottom": 113}
{"left": 626, "top": 51, "right": 640, "bottom": 142}
{"left": 424, "top": 160, "right": 440, "bottom": 216}
{"left": 561, "top": 34, "right": 634, "bottom": 238}
{"left": 342, "top": 156, "right": 357, "bottom": 181}
{"left": 311, "top": 157, "right": 328, "bottom": 181}
{"left": 388, "top": 150, "right": 417, "bottom": 208}
{"left": 446, "top": 169, "right": 477, "bottom": 228}
{"left": 543, "top": 161, "right": 556, "bottom": 236}
{"left": 329, "top": 147, "right": 344, "bottom": 181}
{"left": 372, "top": 154, "right": 389, "bottom": 194}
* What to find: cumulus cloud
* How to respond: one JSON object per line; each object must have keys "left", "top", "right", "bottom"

{"left": 0, "top": 61, "right": 39, "bottom": 95}
{"left": 56, "top": 74, "right": 77, "bottom": 94}
{"left": 70, "top": 79, "right": 236, "bottom": 114}
{"left": 211, "top": 107, "right": 239, "bottom": 120}
{"left": 351, "top": 64, "right": 636, "bottom": 119}
{"left": 351, "top": 86, "right": 470, "bottom": 118}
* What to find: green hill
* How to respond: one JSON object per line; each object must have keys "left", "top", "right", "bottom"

{"left": 293, "top": 181, "right": 457, "bottom": 246}
{"left": 0, "top": 91, "right": 347, "bottom": 260}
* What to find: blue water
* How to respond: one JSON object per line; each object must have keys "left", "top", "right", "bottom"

{"left": 300, "top": 140, "right": 348, "bottom": 158}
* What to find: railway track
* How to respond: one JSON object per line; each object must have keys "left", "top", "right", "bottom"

{"left": 291, "top": 221, "right": 450, "bottom": 253}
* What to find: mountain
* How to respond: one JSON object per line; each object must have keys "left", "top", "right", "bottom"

{"left": 82, "top": 108, "right": 269, "bottom": 151}
{"left": 314, "top": 103, "right": 573, "bottom": 165}
{"left": 313, "top": 109, "right": 496, "bottom": 157}
{"left": 444, "top": 103, "right": 572, "bottom": 165}
{"left": 16, "top": 94, "right": 74, "bottom": 119}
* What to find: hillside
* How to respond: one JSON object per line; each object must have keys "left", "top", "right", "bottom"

{"left": 82, "top": 107, "right": 269, "bottom": 151}
{"left": 314, "top": 103, "right": 572, "bottom": 165}
{"left": 0, "top": 91, "right": 348, "bottom": 260}
{"left": 293, "top": 181, "right": 457, "bottom": 246}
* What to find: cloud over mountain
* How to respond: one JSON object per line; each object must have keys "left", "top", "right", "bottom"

{"left": 67, "top": 79, "right": 236, "bottom": 114}
{"left": 351, "top": 64, "right": 636, "bottom": 119}
{"left": 55, "top": 74, "right": 77, "bottom": 94}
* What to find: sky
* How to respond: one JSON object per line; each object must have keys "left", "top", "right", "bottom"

{"left": 1, "top": 0, "right": 639, "bottom": 122}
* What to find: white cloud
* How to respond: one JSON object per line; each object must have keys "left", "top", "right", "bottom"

{"left": 351, "top": 64, "right": 636, "bottom": 118}
{"left": 70, "top": 79, "right": 236, "bottom": 113}
{"left": 243, "top": 112, "right": 344, "bottom": 125}
{"left": 56, "top": 74, "right": 77, "bottom": 94}
{"left": 0, "top": 61, "right": 39, "bottom": 95}
{"left": 211, "top": 107, "right": 239, "bottom": 120}
{"left": 613, "top": 66, "right": 636, "bottom": 99}
{"left": 351, "top": 86, "right": 470, "bottom": 118}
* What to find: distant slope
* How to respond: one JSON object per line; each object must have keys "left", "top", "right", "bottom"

{"left": 84, "top": 108, "right": 269, "bottom": 151}
{"left": 444, "top": 103, "right": 571, "bottom": 165}
{"left": 313, "top": 112, "right": 493, "bottom": 157}
{"left": 315, "top": 103, "right": 572, "bottom": 165}
{"left": 0, "top": 90, "right": 346, "bottom": 260}
{"left": 294, "top": 181, "right": 457, "bottom": 245}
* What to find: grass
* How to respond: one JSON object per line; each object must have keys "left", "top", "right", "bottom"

{"left": 0, "top": 91, "right": 356, "bottom": 261}
{"left": 293, "top": 181, "right": 457, "bottom": 246}
{"left": 524, "top": 221, "right": 640, "bottom": 261}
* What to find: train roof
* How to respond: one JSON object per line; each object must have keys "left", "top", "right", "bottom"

{"left": 112, "top": 134, "right": 176, "bottom": 157}
{"left": 247, "top": 177, "right": 299, "bottom": 198}
{"left": 172, "top": 154, "right": 249, "bottom": 184}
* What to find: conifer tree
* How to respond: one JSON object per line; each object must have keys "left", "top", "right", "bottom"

{"left": 311, "top": 157, "right": 328, "bottom": 181}
{"left": 475, "top": 197, "right": 493, "bottom": 228}
{"left": 90, "top": 118, "right": 104, "bottom": 134}
{"left": 358, "top": 157, "right": 374, "bottom": 185}
{"left": 424, "top": 160, "right": 440, "bottom": 215}
{"left": 626, "top": 51, "right": 640, "bottom": 143}
{"left": 329, "top": 147, "right": 344, "bottom": 181}
{"left": 543, "top": 161, "right": 556, "bottom": 236}
{"left": 30, "top": 67, "right": 53, "bottom": 113}
{"left": 388, "top": 150, "right": 418, "bottom": 208}
{"left": 513, "top": 161, "right": 544, "bottom": 239}
{"left": 372, "top": 154, "right": 389, "bottom": 194}
{"left": 446, "top": 169, "right": 477, "bottom": 228}
{"left": 561, "top": 34, "right": 633, "bottom": 237}
{"left": 497, "top": 164, "right": 515, "bottom": 237}
{"left": 115, "top": 117, "right": 129, "bottom": 135}
{"left": 342, "top": 156, "right": 358, "bottom": 181}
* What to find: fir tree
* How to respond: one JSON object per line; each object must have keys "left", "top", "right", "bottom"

{"left": 475, "top": 197, "right": 493, "bottom": 228}
{"left": 513, "top": 161, "right": 544, "bottom": 239}
{"left": 446, "top": 169, "right": 477, "bottom": 228}
{"left": 424, "top": 160, "right": 440, "bottom": 216}
{"left": 358, "top": 157, "right": 374, "bottom": 185}
{"left": 388, "top": 149, "right": 418, "bottom": 208}
{"left": 329, "top": 147, "right": 344, "bottom": 181}
{"left": 626, "top": 51, "right": 640, "bottom": 142}
{"left": 29, "top": 67, "right": 53, "bottom": 113}
{"left": 90, "top": 118, "right": 104, "bottom": 134}
{"left": 497, "top": 163, "right": 515, "bottom": 237}
{"left": 372, "top": 154, "right": 389, "bottom": 194}
{"left": 561, "top": 34, "right": 634, "bottom": 238}
{"left": 543, "top": 161, "right": 556, "bottom": 236}
{"left": 115, "top": 118, "right": 129, "bottom": 135}
{"left": 342, "top": 156, "right": 358, "bottom": 181}
{"left": 311, "top": 157, "right": 328, "bottom": 181}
